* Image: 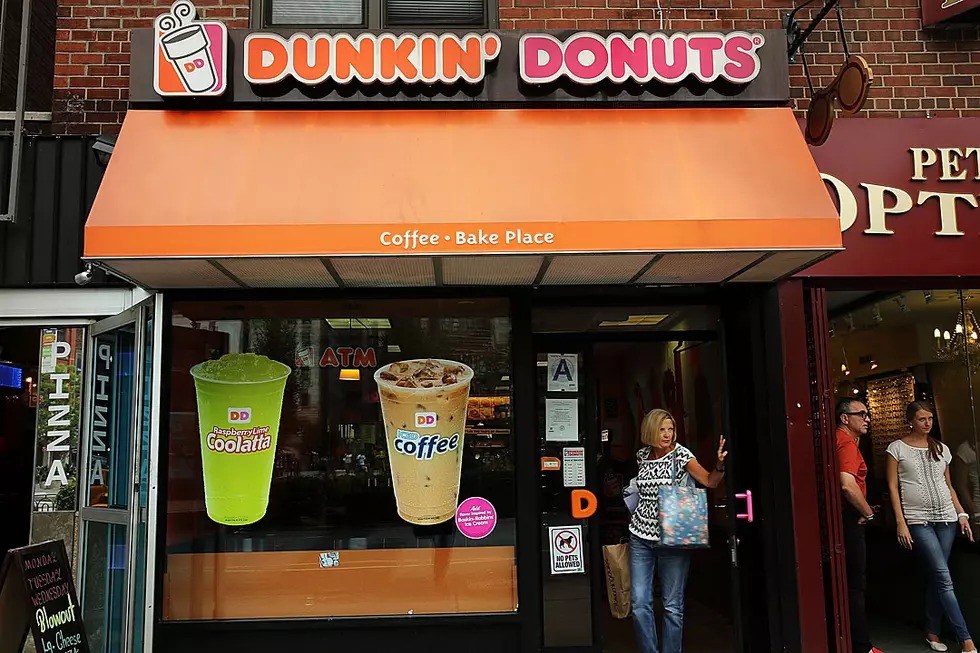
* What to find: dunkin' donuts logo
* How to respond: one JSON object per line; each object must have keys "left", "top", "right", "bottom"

{"left": 154, "top": 0, "right": 227, "bottom": 96}
{"left": 228, "top": 408, "right": 251, "bottom": 423}
{"left": 415, "top": 412, "right": 438, "bottom": 427}
{"left": 394, "top": 429, "right": 459, "bottom": 460}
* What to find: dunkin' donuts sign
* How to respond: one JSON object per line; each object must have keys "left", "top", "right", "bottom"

{"left": 147, "top": 0, "right": 771, "bottom": 101}
{"left": 519, "top": 32, "right": 764, "bottom": 85}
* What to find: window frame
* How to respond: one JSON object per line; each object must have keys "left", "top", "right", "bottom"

{"left": 255, "top": 0, "right": 497, "bottom": 31}
{"left": 160, "top": 294, "right": 519, "bottom": 622}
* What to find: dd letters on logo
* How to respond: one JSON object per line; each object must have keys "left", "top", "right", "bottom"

{"left": 415, "top": 412, "right": 437, "bottom": 427}
{"left": 228, "top": 408, "right": 251, "bottom": 423}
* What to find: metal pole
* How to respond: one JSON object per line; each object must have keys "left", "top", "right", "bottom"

{"left": 0, "top": 0, "right": 32, "bottom": 223}
{"left": 787, "top": 0, "right": 838, "bottom": 59}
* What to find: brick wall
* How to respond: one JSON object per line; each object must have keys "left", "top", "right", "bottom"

{"left": 499, "top": 0, "right": 980, "bottom": 117}
{"left": 53, "top": 0, "right": 248, "bottom": 133}
{"left": 53, "top": 0, "right": 980, "bottom": 132}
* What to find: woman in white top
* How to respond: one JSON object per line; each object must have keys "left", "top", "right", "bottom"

{"left": 886, "top": 401, "right": 976, "bottom": 653}
{"left": 629, "top": 409, "right": 727, "bottom": 653}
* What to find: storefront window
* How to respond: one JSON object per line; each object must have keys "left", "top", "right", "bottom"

{"left": 33, "top": 327, "right": 85, "bottom": 512}
{"left": 163, "top": 298, "right": 516, "bottom": 620}
{"left": 827, "top": 288, "right": 980, "bottom": 647}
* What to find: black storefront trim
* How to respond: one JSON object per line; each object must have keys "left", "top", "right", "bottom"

{"left": 513, "top": 289, "right": 543, "bottom": 653}
{"left": 148, "top": 285, "right": 808, "bottom": 653}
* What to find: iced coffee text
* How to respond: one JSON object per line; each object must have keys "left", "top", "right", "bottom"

{"left": 394, "top": 429, "right": 461, "bottom": 460}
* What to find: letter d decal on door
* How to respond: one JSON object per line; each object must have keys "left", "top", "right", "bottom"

{"left": 571, "top": 489, "right": 597, "bottom": 518}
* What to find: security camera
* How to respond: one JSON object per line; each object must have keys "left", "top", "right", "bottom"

{"left": 92, "top": 134, "right": 117, "bottom": 166}
{"left": 74, "top": 263, "right": 94, "bottom": 286}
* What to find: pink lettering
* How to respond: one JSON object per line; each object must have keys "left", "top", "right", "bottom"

{"left": 519, "top": 34, "right": 563, "bottom": 82}
{"left": 687, "top": 35, "right": 724, "bottom": 81}
{"left": 564, "top": 34, "right": 609, "bottom": 83}
{"left": 723, "top": 33, "right": 762, "bottom": 82}
{"left": 518, "top": 31, "right": 765, "bottom": 86}
{"left": 609, "top": 35, "right": 650, "bottom": 82}
{"left": 650, "top": 35, "right": 689, "bottom": 83}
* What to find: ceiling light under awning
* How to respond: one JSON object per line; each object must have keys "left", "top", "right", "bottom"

{"left": 326, "top": 318, "right": 391, "bottom": 329}
{"left": 598, "top": 314, "right": 670, "bottom": 327}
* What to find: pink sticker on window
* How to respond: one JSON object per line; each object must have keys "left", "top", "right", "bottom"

{"left": 455, "top": 497, "right": 497, "bottom": 540}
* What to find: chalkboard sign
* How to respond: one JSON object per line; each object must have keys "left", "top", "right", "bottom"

{"left": 0, "top": 540, "right": 89, "bottom": 653}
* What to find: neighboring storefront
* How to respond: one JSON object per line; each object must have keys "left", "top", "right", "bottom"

{"left": 72, "top": 8, "right": 847, "bottom": 653}
{"left": 798, "top": 117, "right": 980, "bottom": 653}
{"left": 0, "top": 132, "right": 152, "bottom": 636}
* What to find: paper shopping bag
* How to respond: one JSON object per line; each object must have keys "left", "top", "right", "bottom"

{"left": 602, "top": 542, "right": 631, "bottom": 619}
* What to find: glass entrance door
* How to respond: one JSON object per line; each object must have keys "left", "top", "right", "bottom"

{"left": 77, "top": 297, "right": 161, "bottom": 653}
{"left": 532, "top": 327, "right": 768, "bottom": 653}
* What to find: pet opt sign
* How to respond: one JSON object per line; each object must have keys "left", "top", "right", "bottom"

{"left": 800, "top": 118, "right": 980, "bottom": 278}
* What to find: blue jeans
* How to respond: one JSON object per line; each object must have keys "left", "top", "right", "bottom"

{"left": 909, "top": 522, "right": 973, "bottom": 643}
{"left": 630, "top": 534, "right": 692, "bottom": 653}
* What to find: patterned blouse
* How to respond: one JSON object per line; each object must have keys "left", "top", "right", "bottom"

{"left": 886, "top": 439, "right": 957, "bottom": 524}
{"left": 629, "top": 444, "right": 694, "bottom": 541}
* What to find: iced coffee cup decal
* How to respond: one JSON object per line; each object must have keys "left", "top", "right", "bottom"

{"left": 153, "top": 0, "right": 227, "bottom": 97}
{"left": 375, "top": 359, "right": 474, "bottom": 526}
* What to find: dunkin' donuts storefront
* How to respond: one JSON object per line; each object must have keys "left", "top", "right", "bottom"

{"left": 73, "top": 6, "right": 843, "bottom": 653}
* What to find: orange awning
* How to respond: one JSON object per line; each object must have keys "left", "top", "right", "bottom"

{"left": 84, "top": 107, "right": 842, "bottom": 288}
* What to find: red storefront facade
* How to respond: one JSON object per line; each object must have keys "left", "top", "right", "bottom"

{"left": 798, "top": 117, "right": 980, "bottom": 653}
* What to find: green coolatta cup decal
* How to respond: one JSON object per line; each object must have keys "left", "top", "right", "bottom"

{"left": 190, "top": 353, "right": 291, "bottom": 526}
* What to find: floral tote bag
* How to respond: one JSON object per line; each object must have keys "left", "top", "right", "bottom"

{"left": 657, "top": 449, "right": 710, "bottom": 548}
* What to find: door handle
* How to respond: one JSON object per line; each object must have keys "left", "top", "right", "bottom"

{"left": 735, "top": 490, "right": 754, "bottom": 523}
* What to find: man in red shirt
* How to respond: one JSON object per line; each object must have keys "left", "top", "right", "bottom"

{"left": 836, "top": 399, "right": 882, "bottom": 653}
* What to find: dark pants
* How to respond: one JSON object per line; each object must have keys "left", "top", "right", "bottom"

{"left": 842, "top": 509, "right": 872, "bottom": 653}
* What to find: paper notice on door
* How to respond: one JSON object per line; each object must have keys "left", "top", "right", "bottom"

{"left": 562, "top": 447, "right": 586, "bottom": 487}
{"left": 40, "top": 329, "right": 57, "bottom": 374}
{"left": 547, "top": 354, "right": 578, "bottom": 392}
{"left": 546, "top": 398, "right": 578, "bottom": 442}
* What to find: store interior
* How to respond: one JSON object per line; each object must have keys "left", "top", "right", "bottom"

{"left": 593, "top": 339, "right": 734, "bottom": 653}
{"left": 0, "top": 326, "right": 39, "bottom": 558}
{"left": 828, "top": 289, "right": 980, "bottom": 653}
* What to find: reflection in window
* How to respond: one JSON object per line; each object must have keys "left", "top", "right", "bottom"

{"left": 164, "top": 299, "right": 516, "bottom": 620}
{"left": 951, "top": 292, "right": 980, "bottom": 529}
{"left": 828, "top": 290, "right": 977, "bottom": 496}
{"left": 826, "top": 288, "right": 980, "bottom": 641}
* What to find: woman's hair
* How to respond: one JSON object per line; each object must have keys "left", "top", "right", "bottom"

{"left": 640, "top": 409, "right": 675, "bottom": 448}
{"left": 906, "top": 400, "right": 943, "bottom": 462}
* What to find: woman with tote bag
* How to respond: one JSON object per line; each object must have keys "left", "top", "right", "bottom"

{"left": 629, "top": 409, "right": 727, "bottom": 653}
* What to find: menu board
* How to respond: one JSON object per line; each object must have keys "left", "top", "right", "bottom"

{"left": 0, "top": 540, "right": 89, "bottom": 653}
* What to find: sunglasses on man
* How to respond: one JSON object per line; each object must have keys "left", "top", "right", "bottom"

{"left": 845, "top": 410, "right": 871, "bottom": 419}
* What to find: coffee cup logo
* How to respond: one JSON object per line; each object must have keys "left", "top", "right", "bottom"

{"left": 154, "top": 0, "right": 227, "bottom": 97}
